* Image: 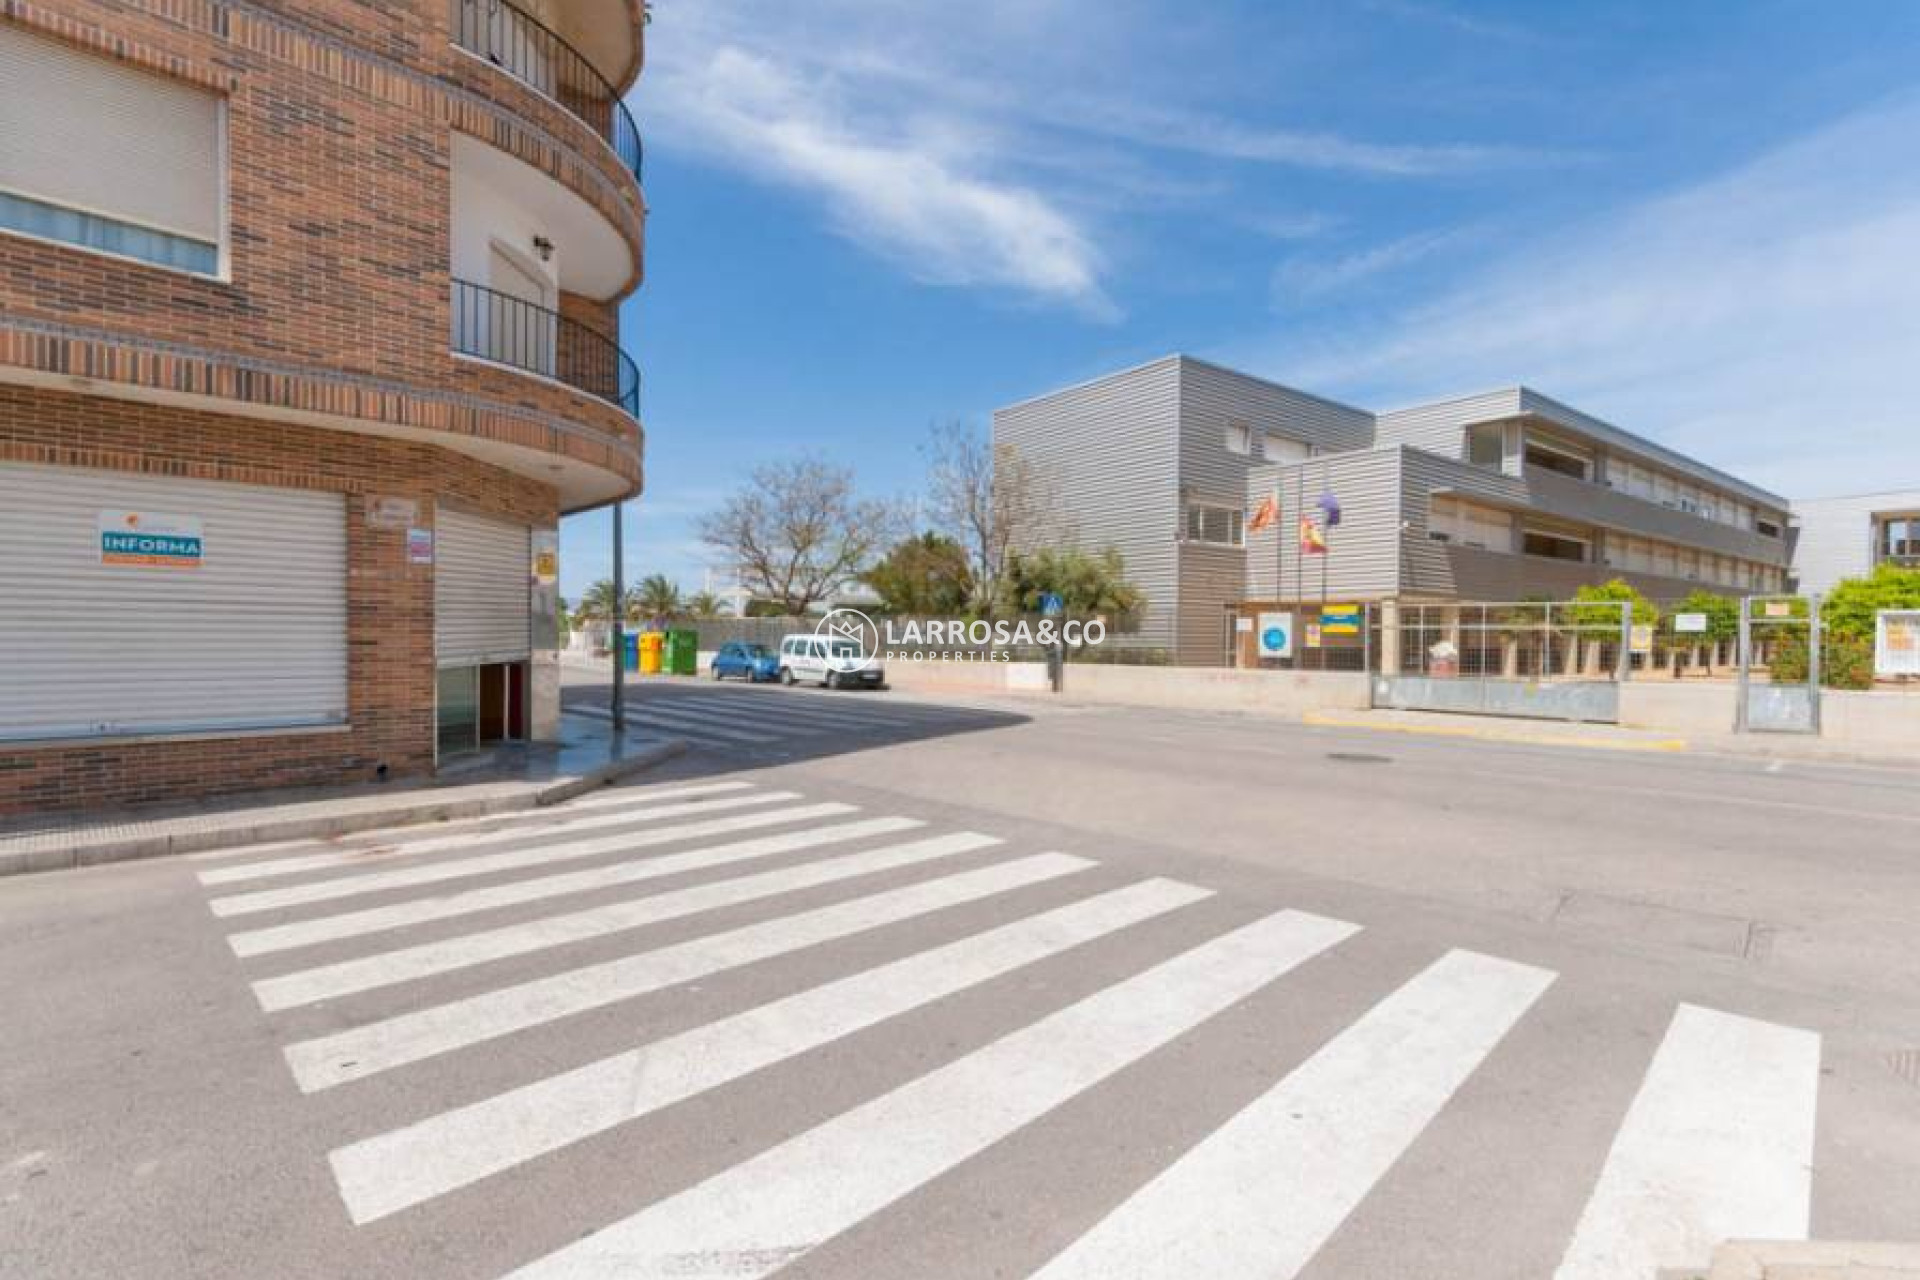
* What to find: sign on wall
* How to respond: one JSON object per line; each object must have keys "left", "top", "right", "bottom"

{"left": 406, "top": 527, "right": 435, "bottom": 565}
{"left": 1674, "top": 612, "right": 1709, "bottom": 634}
{"left": 1876, "top": 610, "right": 1920, "bottom": 678}
{"left": 1321, "top": 604, "right": 1362, "bottom": 636}
{"left": 365, "top": 496, "right": 419, "bottom": 529}
{"left": 98, "top": 510, "right": 203, "bottom": 569}
{"left": 1257, "top": 611, "right": 1294, "bottom": 659}
{"left": 1630, "top": 624, "right": 1655, "bottom": 654}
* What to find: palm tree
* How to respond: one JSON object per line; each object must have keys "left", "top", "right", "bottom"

{"left": 632, "top": 573, "right": 683, "bottom": 625}
{"left": 576, "top": 578, "right": 625, "bottom": 623}
{"left": 684, "top": 591, "right": 725, "bottom": 619}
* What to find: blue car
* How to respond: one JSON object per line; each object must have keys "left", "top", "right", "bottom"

{"left": 710, "top": 641, "right": 781, "bottom": 682}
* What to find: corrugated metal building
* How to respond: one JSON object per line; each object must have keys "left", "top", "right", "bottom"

{"left": 994, "top": 356, "right": 1797, "bottom": 665}
{"left": 1790, "top": 490, "right": 1920, "bottom": 595}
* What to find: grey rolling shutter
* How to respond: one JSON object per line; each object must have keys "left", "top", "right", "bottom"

{"left": 0, "top": 462, "right": 347, "bottom": 741}
{"left": 435, "top": 507, "right": 531, "bottom": 666}
{"left": 0, "top": 24, "right": 223, "bottom": 245}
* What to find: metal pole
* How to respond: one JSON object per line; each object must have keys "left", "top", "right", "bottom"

{"left": 1735, "top": 596, "right": 1751, "bottom": 733}
{"left": 1808, "top": 593, "right": 1823, "bottom": 735}
{"left": 610, "top": 499, "right": 626, "bottom": 733}
{"left": 1616, "top": 601, "right": 1632, "bottom": 683}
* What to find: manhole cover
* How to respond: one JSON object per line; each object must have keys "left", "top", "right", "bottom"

{"left": 1327, "top": 752, "right": 1392, "bottom": 764}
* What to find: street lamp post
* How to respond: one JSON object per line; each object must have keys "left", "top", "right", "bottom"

{"left": 611, "top": 499, "right": 626, "bottom": 732}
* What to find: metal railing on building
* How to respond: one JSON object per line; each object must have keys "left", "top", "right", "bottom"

{"left": 451, "top": 278, "right": 640, "bottom": 417}
{"left": 453, "top": 0, "right": 644, "bottom": 182}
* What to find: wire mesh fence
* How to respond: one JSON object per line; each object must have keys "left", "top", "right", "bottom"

{"left": 1384, "top": 601, "right": 1631, "bottom": 681}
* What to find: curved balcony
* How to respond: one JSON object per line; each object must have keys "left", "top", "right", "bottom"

{"left": 452, "top": 278, "right": 639, "bottom": 417}
{"left": 453, "top": 0, "right": 644, "bottom": 183}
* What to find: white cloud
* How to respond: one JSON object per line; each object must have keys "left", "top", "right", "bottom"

{"left": 1250, "top": 95, "right": 1920, "bottom": 497}
{"left": 647, "top": 44, "right": 1114, "bottom": 317}
{"left": 1271, "top": 229, "right": 1461, "bottom": 304}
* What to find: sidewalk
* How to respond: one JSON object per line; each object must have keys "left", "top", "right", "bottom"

{"left": 0, "top": 713, "right": 686, "bottom": 877}
{"left": 1302, "top": 707, "right": 1920, "bottom": 769}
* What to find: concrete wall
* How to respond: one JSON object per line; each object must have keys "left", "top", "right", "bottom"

{"left": 884, "top": 659, "right": 1371, "bottom": 715}
{"left": 1619, "top": 680, "right": 1920, "bottom": 749}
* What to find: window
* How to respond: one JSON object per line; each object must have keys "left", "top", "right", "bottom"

{"left": 1264, "top": 432, "right": 1310, "bottom": 464}
{"left": 1427, "top": 496, "right": 1512, "bottom": 551}
{"left": 1183, "top": 504, "right": 1244, "bottom": 547}
{"left": 1522, "top": 530, "right": 1589, "bottom": 563}
{"left": 1755, "top": 517, "right": 1782, "bottom": 539}
{"left": 1467, "top": 423, "right": 1505, "bottom": 470}
{"left": 1224, "top": 421, "right": 1252, "bottom": 455}
{"left": 1881, "top": 517, "right": 1920, "bottom": 561}
{"left": 1523, "top": 437, "right": 1591, "bottom": 481}
{"left": 0, "top": 25, "right": 224, "bottom": 276}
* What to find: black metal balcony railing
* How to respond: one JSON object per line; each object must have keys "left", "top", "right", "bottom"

{"left": 452, "top": 277, "right": 640, "bottom": 417}
{"left": 454, "top": 0, "right": 644, "bottom": 183}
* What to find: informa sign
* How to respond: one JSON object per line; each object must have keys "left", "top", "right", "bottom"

{"left": 98, "top": 510, "right": 203, "bottom": 569}
{"left": 1256, "top": 611, "right": 1294, "bottom": 659}
{"left": 1321, "top": 604, "right": 1362, "bottom": 636}
{"left": 406, "top": 527, "right": 435, "bottom": 565}
{"left": 1674, "top": 612, "right": 1709, "bottom": 634}
{"left": 1876, "top": 610, "right": 1920, "bottom": 678}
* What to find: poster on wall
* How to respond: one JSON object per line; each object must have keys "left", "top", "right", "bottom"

{"left": 1876, "top": 610, "right": 1920, "bottom": 677}
{"left": 1257, "top": 611, "right": 1294, "bottom": 659}
{"left": 406, "top": 527, "right": 435, "bottom": 565}
{"left": 98, "top": 511, "right": 203, "bottom": 569}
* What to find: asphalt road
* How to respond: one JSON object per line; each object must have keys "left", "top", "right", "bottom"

{"left": 4, "top": 677, "right": 1918, "bottom": 1279}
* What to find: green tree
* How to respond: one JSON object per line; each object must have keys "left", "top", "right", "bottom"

{"left": 632, "top": 573, "right": 683, "bottom": 624}
{"left": 861, "top": 532, "right": 976, "bottom": 615}
{"left": 997, "top": 547, "right": 1145, "bottom": 623}
{"left": 1569, "top": 578, "right": 1660, "bottom": 629}
{"left": 1772, "top": 564, "right": 1920, "bottom": 689}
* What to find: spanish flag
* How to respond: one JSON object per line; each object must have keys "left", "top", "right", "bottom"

{"left": 1299, "top": 514, "right": 1328, "bottom": 555}
{"left": 1248, "top": 492, "right": 1279, "bottom": 533}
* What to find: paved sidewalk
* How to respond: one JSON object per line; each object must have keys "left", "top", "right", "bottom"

{"left": 1298, "top": 707, "right": 1920, "bottom": 768}
{"left": 0, "top": 714, "right": 685, "bottom": 877}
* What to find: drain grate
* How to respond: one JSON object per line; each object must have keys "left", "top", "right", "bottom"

{"left": 1889, "top": 1050, "right": 1920, "bottom": 1089}
{"left": 1327, "top": 752, "right": 1392, "bottom": 764}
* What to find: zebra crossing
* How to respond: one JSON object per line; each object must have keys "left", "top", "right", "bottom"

{"left": 195, "top": 778, "right": 1825, "bottom": 1279}
{"left": 566, "top": 684, "right": 1025, "bottom": 752}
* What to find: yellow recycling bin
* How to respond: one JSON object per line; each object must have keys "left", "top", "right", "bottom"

{"left": 639, "top": 630, "right": 666, "bottom": 675}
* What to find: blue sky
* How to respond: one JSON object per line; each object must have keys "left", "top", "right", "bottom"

{"left": 560, "top": 0, "right": 1920, "bottom": 601}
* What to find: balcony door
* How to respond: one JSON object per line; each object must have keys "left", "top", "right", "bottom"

{"left": 486, "top": 243, "right": 557, "bottom": 379}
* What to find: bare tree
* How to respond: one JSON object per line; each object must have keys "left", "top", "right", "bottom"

{"left": 924, "top": 420, "right": 1051, "bottom": 613}
{"left": 697, "top": 456, "right": 902, "bottom": 615}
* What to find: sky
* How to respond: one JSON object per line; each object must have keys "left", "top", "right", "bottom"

{"left": 560, "top": 0, "right": 1920, "bottom": 601}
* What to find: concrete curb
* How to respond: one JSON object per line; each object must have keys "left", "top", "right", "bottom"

{"left": 0, "top": 736, "right": 690, "bottom": 877}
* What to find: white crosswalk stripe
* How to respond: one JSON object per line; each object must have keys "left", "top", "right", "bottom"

{"left": 328, "top": 877, "right": 1212, "bottom": 1223}
{"left": 495, "top": 909, "right": 1360, "bottom": 1280}
{"left": 280, "top": 847, "right": 1075, "bottom": 1090}
{"left": 186, "top": 784, "right": 1830, "bottom": 1279}
{"left": 255, "top": 829, "right": 1006, "bottom": 1014}
{"left": 1028, "top": 948, "right": 1556, "bottom": 1280}
{"left": 600, "top": 704, "right": 773, "bottom": 743}
{"left": 227, "top": 816, "right": 926, "bottom": 958}
{"left": 664, "top": 696, "right": 917, "bottom": 731}
{"left": 182, "top": 780, "right": 761, "bottom": 864}
{"left": 1553, "top": 1003, "right": 1821, "bottom": 1280}
{"left": 210, "top": 801, "right": 854, "bottom": 918}
{"left": 201, "top": 788, "right": 794, "bottom": 887}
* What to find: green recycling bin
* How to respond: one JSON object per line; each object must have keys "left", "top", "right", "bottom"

{"left": 665, "top": 629, "right": 699, "bottom": 676}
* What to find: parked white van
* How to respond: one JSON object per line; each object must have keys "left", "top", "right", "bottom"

{"left": 777, "top": 634, "right": 886, "bottom": 689}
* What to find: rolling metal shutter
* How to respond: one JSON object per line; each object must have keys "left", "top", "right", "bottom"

{"left": 435, "top": 507, "right": 531, "bottom": 666}
{"left": 0, "top": 462, "right": 347, "bottom": 741}
{"left": 0, "top": 23, "right": 223, "bottom": 246}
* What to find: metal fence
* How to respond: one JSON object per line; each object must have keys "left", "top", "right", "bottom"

{"left": 1383, "top": 601, "right": 1632, "bottom": 682}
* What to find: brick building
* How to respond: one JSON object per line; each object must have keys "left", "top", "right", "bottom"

{"left": 0, "top": 0, "right": 648, "bottom": 813}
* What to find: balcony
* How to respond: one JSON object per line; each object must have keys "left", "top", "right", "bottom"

{"left": 452, "top": 278, "right": 639, "bottom": 417}
{"left": 453, "top": 0, "right": 643, "bottom": 183}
